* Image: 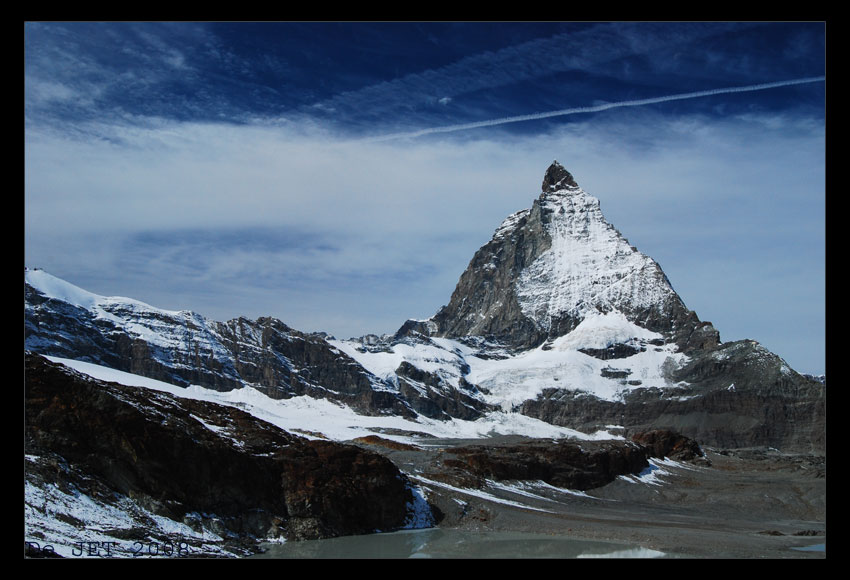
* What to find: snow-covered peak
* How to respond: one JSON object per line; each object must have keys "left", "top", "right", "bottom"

{"left": 426, "top": 162, "right": 697, "bottom": 351}
{"left": 516, "top": 171, "right": 679, "bottom": 333}
{"left": 25, "top": 268, "right": 103, "bottom": 310}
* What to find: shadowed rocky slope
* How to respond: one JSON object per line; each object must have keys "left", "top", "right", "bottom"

{"left": 24, "top": 352, "right": 423, "bottom": 544}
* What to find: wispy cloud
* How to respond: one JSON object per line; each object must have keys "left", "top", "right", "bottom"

{"left": 365, "top": 76, "right": 826, "bottom": 141}
{"left": 307, "top": 23, "right": 741, "bottom": 110}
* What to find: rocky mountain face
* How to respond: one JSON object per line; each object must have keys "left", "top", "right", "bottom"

{"left": 25, "top": 352, "right": 429, "bottom": 550}
{"left": 519, "top": 338, "right": 826, "bottom": 453}
{"left": 417, "top": 162, "right": 718, "bottom": 354}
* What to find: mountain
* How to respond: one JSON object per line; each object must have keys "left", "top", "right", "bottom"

{"left": 335, "top": 162, "right": 825, "bottom": 453}
{"left": 24, "top": 267, "right": 492, "bottom": 423}
{"left": 419, "top": 161, "right": 718, "bottom": 354}
{"left": 24, "top": 162, "right": 825, "bottom": 454}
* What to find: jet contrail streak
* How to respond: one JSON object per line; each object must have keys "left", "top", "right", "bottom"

{"left": 368, "top": 76, "right": 825, "bottom": 142}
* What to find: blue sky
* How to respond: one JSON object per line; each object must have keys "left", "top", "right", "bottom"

{"left": 24, "top": 22, "right": 826, "bottom": 374}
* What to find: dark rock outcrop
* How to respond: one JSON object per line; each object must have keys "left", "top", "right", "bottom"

{"left": 25, "top": 352, "right": 425, "bottom": 543}
{"left": 425, "top": 203, "right": 551, "bottom": 350}
{"left": 394, "top": 361, "right": 496, "bottom": 421}
{"left": 425, "top": 438, "right": 649, "bottom": 491}
{"left": 579, "top": 342, "right": 645, "bottom": 360}
{"left": 631, "top": 429, "right": 708, "bottom": 464}
{"left": 541, "top": 160, "right": 578, "bottom": 191}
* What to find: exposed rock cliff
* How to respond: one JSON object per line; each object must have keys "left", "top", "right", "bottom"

{"left": 519, "top": 339, "right": 825, "bottom": 453}
{"left": 425, "top": 438, "right": 650, "bottom": 491}
{"left": 25, "top": 352, "right": 429, "bottom": 548}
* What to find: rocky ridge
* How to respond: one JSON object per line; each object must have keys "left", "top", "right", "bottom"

{"left": 24, "top": 269, "right": 485, "bottom": 422}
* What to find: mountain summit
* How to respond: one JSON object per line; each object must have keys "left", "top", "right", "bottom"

{"left": 424, "top": 162, "right": 718, "bottom": 353}
{"left": 541, "top": 160, "right": 578, "bottom": 192}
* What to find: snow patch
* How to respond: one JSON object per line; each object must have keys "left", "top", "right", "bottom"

{"left": 551, "top": 310, "right": 662, "bottom": 351}
{"left": 412, "top": 476, "right": 555, "bottom": 513}
{"left": 402, "top": 482, "right": 436, "bottom": 530}
{"left": 24, "top": 473, "right": 237, "bottom": 558}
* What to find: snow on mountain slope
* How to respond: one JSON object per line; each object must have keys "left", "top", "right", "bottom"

{"left": 25, "top": 268, "right": 105, "bottom": 310}
{"left": 43, "top": 355, "right": 618, "bottom": 444}
{"left": 552, "top": 310, "right": 661, "bottom": 350}
{"left": 330, "top": 337, "right": 471, "bottom": 391}
{"left": 334, "top": 309, "right": 689, "bottom": 411}
{"left": 25, "top": 268, "right": 236, "bottom": 371}
{"left": 517, "top": 183, "right": 678, "bottom": 331}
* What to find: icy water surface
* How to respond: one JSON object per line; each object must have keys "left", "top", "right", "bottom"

{"left": 791, "top": 543, "right": 826, "bottom": 553}
{"left": 252, "top": 528, "right": 666, "bottom": 559}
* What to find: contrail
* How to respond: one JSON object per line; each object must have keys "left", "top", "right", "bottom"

{"left": 367, "top": 76, "right": 825, "bottom": 142}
